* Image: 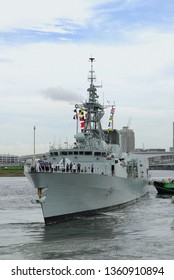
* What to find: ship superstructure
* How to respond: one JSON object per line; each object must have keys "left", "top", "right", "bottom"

{"left": 24, "top": 57, "right": 149, "bottom": 224}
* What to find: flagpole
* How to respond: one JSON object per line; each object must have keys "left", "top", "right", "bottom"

{"left": 76, "top": 116, "right": 78, "bottom": 134}
{"left": 74, "top": 107, "right": 79, "bottom": 135}
{"left": 112, "top": 106, "right": 114, "bottom": 130}
{"left": 33, "top": 125, "right": 36, "bottom": 160}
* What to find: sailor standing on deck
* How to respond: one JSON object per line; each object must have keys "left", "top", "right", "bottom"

{"left": 35, "top": 161, "right": 40, "bottom": 172}
{"left": 51, "top": 163, "right": 55, "bottom": 172}
{"left": 77, "top": 163, "right": 81, "bottom": 172}
{"left": 66, "top": 163, "right": 69, "bottom": 172}
{"left": 59, "top": 162, "right": 63, "bottom": 171}
{"left": 72, "top": 163, "right": 77, "bottom": 173}
{"left": 70, "top": 162, "right": 73, "bottom": 172}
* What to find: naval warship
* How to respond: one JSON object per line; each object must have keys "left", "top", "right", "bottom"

{"left": 24, "top": 57, "right": 149, "bottom": 224}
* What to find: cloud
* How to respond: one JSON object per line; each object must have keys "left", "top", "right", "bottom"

{"left": 42, "top": 86, "right": 81, "bottom": 102}
{"left": 0, "top": 58, "right": 12, "bottom": 63}
{"left": 0, "top": 0, "right": 92, "bottom": 31}
{"left": 1, "top": 0, "right": 174, "bottom": 155}
{"left": 1, "top": 0, "right": 174, "bottom": 46}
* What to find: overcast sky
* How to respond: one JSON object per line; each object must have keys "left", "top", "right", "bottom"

{"left": 0, "top": 0, "right": 174, "bottom": 155}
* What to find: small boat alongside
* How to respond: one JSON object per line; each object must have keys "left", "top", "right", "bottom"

{"left": 153, "top": 180, "right": 174, "bottom": 195}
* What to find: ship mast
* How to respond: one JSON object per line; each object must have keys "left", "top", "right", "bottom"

{"left": 74, "top": 57, "right": 105, "bottom": 149}
{"left": 84, "top": 57, "right": 104, "bottom": 141}
{"left": 88, "top": 57, "right": 98, "bottom": 102}
{"left": 89, "top": 57, "right": 95, "bottom": 86}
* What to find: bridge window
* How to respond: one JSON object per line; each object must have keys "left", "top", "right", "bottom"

{"left": 60, "top": 151, "right": 68, "bottom": 155}
{"left": 85, "top": 151, "right": 92, "bottom": 155}
{"left": 94, "top": 152, "right": 101, "bottom": 156}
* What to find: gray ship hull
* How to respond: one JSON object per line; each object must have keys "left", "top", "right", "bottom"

{"left": 26, "top": 172, "right": 149, "bottom": 224}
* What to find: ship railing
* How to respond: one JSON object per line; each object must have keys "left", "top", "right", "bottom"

{"left": 26, "top": 164, "right": 112, "bottom": 176}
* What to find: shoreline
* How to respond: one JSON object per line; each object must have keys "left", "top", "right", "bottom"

{"left": 0, "top": 167, "right": 24, "bottom": 177}
{"left": 0, "top": 174, "right": 25, "bottom": 177}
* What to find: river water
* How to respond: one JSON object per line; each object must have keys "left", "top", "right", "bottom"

{"left": 0, "top": 170, "right": 174, "bottom": 260}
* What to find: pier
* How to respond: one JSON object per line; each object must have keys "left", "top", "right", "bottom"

{"left": 134, "top": 151, "right": 174, "bottom": 170}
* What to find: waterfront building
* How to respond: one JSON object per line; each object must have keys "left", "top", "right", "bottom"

{"left": 0, "top": 154, "right": 19, "bottom": 165}
{"left": 119, "top": 126, "right": 135, "bottom": 153}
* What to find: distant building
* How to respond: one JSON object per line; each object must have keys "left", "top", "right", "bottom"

{"left": 0, "top": 154, "right": 19, "bottom": 165}
{"left": 173, "top": 122, "right": 174, "bottom": 150}
{"left": 134, "top": 148, "right": 166, "bottom": 153}
{"left": 119, "top": 126, "right": 135, "bottom": 153}
{"left": 170, "top": 122, "right": 174, "bottom": 151}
